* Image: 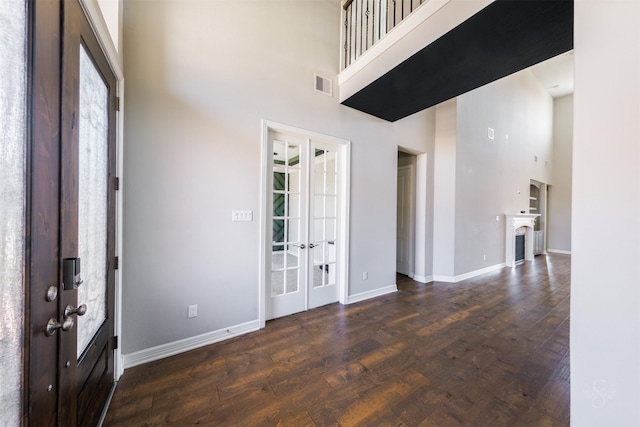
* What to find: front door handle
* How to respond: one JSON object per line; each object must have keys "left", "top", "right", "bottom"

{"left": 45, "top": 317, "right": 74, "bottom": 337}
{"left": 64, "top": 304, "right": 87, "bottom": 318}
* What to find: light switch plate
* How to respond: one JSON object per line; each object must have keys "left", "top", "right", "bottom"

{"left": 232, "top": 210, "right": 253, "bottom": 222}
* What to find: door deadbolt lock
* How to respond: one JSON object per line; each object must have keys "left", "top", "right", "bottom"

{"left": 64, "top": 304, "right": 87, "bottom": 318}
{"left": 45, "top": 317, "right": 74, "bottom": 337}
{"left": 63, "top": 258, "right": 83, "bottom": 290}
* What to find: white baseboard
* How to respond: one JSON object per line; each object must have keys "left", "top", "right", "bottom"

{"left": 412, "top": 274, "right": 433, "bottom": 283}
{"left": 347, "top": 284, "right": 397, "bottom": 304}
{"left": 547, "top": 249, "right": 571, "bottom": 255}
{"left": 433, "top": 275, "right": 456, "bottom": 282}
{"left": 434, "top": 263, "right": 506, "bottom": 283}
{"left": 115, "top": 353, "right": 125, "bottom": 380}
{"left": 122, "top": 319, "right": 261, "bottom": 369}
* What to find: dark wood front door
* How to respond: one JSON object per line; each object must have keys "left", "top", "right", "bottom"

{"left": 28, "top": 0, "right": 117, "bottom": 425}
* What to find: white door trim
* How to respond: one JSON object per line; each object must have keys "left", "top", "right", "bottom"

{"left": 260, "top": 120, "right": 351, "bottom": 328}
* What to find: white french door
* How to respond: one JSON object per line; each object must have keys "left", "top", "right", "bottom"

{"left": 308, "top": 140, "right": 340, "bottom": 309}
{"left": 268, "top": 130, "right": 308, "bottom": 318}
{"left": 264, "top": 124, "right": 348, "bottom": 321}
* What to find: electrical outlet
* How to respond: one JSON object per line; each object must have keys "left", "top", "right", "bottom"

{"left": 232, "top": 210, "right": 253, "bottom": 222}
{"left": 362, "top": 272, "right": 368, "bottom": 280}
{"left": 188, "top": 305, "right": 198, "bottom": 318}
{"left": 483, "top": 254, "right": 487, "bottom": 261}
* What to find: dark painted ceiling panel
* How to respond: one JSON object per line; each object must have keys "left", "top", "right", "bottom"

{"left": 341, "top": 0, "right": 574, "bottom": 122}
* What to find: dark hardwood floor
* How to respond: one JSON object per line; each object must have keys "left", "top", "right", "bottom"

{"left": 104, "top": 254, "right": 570, "bottom": 426}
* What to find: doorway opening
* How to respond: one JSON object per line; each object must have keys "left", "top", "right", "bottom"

{"left": 397, "top": 150, "right": 416, "bottom": 277}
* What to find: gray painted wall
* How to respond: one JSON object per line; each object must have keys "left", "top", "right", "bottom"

{"left": 571, "top": 1, "right": 639, "bottom": 424}
{"left": 548, "top": 94, "right": 573, "bottom": 252}
{"left": 122, "top": 0, "right": 431, "bottom": 354}
{"left": 454, "top": 69, "right": 553, "bottom": 275}
{"left": 433, "top": 99, "right": 457, "bottom": 278}
{"left": 432, "top": 70, "right": 553, "bottom": 278}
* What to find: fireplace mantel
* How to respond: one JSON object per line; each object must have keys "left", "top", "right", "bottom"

{"left": 505, "top": 212, "right": 540, "bottom": 267}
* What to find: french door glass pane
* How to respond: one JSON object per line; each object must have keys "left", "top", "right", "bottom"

{"left": 273, "top": 140, "right": 285, "bottom": 165}
{"left": 313, "top": 268, "right": 323, "bottom": 288}
{"left": 285, "top": 267, "right": 298, "bottom": 293}
{"left": 326, "top": 196, "right": 336, "bottom": 217}
{"left": 287, "top": 144, "right": 300, "bottom": 166}
{"left": 273, "top": 172, "right": 285, "bottom": 192}
{"left": 314, "top": 172, "right": 325, "bottom": 194}
{"left": 326, "top": 171, "right": 337, "bottom": 195}
{"left": 327, "top": 242, "right": 337, "bottom": 263}
{"left": 77, "top": 44, "right": 109, "bottom": 357}
{"left": 273, "top": 219, "right": 285, "bottom": 243}
{"left": 314, "top": 219, "right": 324, "bottom": 242}
{"left": 0, "top": 0, "right": 26, "bottom": 422}
{"left": 314, "top": 150, "right": 325, "bottom": 170}
{"left": 314, "top": 195, "right": 325, "bottom": 217}
{"left": 312, "top": 245, "right": 324, "bottom": 288}
{"left": 288, "top": 218, "right": 300, "bottom": 244}
{"left": 326, "top": 151, "right": 337, "bottom": 174}
{"left": 326, "top": 219, "right": 337, "bottom": 241}
{"left": 286, "top": 244, "right": 299, "bottom": 268}
{"left": 288, "top": 193, "right": 300, "bottom": 217}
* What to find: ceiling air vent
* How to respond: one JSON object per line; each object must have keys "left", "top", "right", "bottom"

{"left": 314, "top": 74, "right": 332, "bottom": 96}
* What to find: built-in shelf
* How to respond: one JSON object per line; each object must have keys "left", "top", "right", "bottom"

{"left": 529, "top": 184, "right": 540, "bottom": 216}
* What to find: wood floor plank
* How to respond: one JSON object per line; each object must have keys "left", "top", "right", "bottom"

{"left": 104, "top": 254, "right": 571, "bottom": 426}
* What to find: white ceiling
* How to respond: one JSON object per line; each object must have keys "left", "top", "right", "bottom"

{"left": 529, "top": 50, "right": 574, "bottom": 98}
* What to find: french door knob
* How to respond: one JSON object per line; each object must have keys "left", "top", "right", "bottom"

{"left": 64, "top": 303, "right": 87, "bottom": 318}
{"left": 45, "top": 316, "right": 75, "bottom": 337}
{"left": 293, "top": 244, "right": 306, "bottom": 249}
{"left": 309, "top": 243, "right": 318, "bottom": 249}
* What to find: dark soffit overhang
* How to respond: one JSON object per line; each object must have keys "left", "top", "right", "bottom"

{"left": 341, "top": 0, "right": 574, "bottom": 122}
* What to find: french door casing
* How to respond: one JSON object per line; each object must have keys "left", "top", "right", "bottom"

{"left": 261, "top": 121, "right": 350, "bottom": 323}
{"left": 28, "top": 0, "right": 118, "bottom": 425}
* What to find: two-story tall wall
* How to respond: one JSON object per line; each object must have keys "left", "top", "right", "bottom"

{"left": 122, "top": 0, "right": 431, "bottom": 356}
{"left": 433, "top": 69, "right": 554, "bottom": 279}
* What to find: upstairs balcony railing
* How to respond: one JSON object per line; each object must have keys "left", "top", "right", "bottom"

{"left": 342, "top": 0, "right": 429, "bottom": 69}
